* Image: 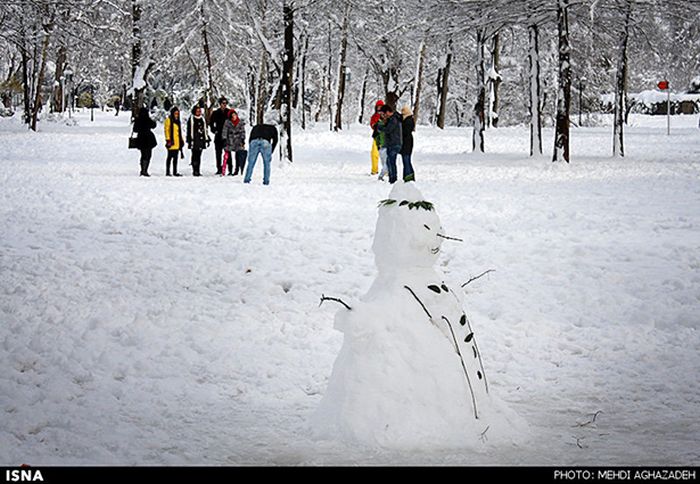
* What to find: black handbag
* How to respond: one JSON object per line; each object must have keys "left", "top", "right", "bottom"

{"left": 128, "top": 132, "right": 139, "bottom": 149}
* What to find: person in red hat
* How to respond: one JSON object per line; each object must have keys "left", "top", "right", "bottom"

{"left": 222, "top": 109, "right": 247, "bottom": 176}
{"left": 370, "top": 99, "right": 385, "bottom": 176}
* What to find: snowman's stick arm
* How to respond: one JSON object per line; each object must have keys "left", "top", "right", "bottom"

{"left": 442, "top": 315, "right": 479, "bottom": 420}
{"left": 403, "top": 285, "right": 432, "bottom": 319}
{"left": 461, "top": 269, "right": 496, "bottom": 288}
{"left": 319, "top": 294, "right": 352, "bottom": 311}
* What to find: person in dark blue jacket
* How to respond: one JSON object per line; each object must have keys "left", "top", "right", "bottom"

{"left": 378, "top": 104, "right": 403, "bottom": 184}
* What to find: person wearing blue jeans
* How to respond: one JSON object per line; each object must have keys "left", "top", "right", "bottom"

{"left": 244, "top": 118, "right": 278, "bottom": 185}
{"left": 378, "top": 104, "right": 403, "bottom": 184}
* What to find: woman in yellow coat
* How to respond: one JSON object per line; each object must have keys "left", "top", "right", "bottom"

{"left": 164, "top": 106, "right": 184, "bottom": 176}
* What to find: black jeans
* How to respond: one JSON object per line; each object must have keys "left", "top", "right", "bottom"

{"left": 214, "top": 139, "right": 225, "bottom": 174}
{"left": 191, "top": 149, "right": 202, "bottom": 175}
{"left": 234, "top": 150, "right": 247, "bottom": 175}
{"left": 139, "top": 147, "right": 152, "bottom": 175}
{"left": 166, "top": 151, "right": 179, "bottom": 175}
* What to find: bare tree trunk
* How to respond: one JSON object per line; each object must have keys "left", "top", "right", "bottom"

{"left": 293, "top": 30, "right": 305, "bottom": 110}
{"left": 256, "top": 49, "right": 268, "bottom": 124}
{"left": 200, "top": 3, "right": 215, "bottom": 107}
{"left": 1, "top": 55, "right": 17, "bottom": 108}
{"left": 413, "top": 36, "right": 427, "bottom": 125}
{"left": 130, "top": 0, "right": 142, "bottom": 120}
{"left": 31, "top": 12, "right": 53, "bottom": 131}
{"left": 281, "top": 1, "right": 294, "bottom": 162}
{"left": 488, "top": 32, "right": 501, "bottom": 128}
{"left": 436, "top": 38, "right": 452, "bottom": 129}
{"left": 553, "top": 0, "right": 571, "bottom": 163}
{"left": 327, "top": 21, "right": 333, "bottom": 131}
{"left": 333, "top": 4, "right": 349, "bottom": 131}
{"left": 52, "top": 45, "right": 66, "bottom": 113}
{"left": 613, "top": 0, "right": 632, "bottom": 157}
{"left": 300, "top": 34, "right": 309, "bottom": 129}
{"left": 129, "top": 0, "right": 153, "bottom": 119}
{"left": 357, "top": 67, "right": 368, "bottom": 124}
{"left": 472, "top": 29, "right": 486, "bottom": 152}
{"left": 246, "top": 64, "right": 256, "bottom": 123}
{"left": 314, "top": 66, "right": 326, "bottom": 123}
{"left": 528, "top": 22, "right": 542, "bottom": 156}
{"left": 20, "top": 33, "right": 30, "bottom": 125}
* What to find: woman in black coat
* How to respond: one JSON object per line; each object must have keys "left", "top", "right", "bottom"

{"left": 133, "top": 107, "right": 157, "bottom": 177}
{"left": 186, "top": 105, "right": 210, "bottom": 176}
{"left": 400, "top": 105, "right": 415, "bottom": 182}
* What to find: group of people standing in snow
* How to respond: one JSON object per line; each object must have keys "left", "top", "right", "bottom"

{"left": 132, "top": 95, "right": 416, "bottom": 184}
{"left": 131, "top": 96, "right": 277, "bottom": 184}
{"left": 370, "top": 100, "right": 415, "bottom": 183}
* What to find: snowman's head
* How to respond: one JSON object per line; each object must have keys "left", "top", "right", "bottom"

{"left": 372, "top": 183, "right": 443, "bottom": 272}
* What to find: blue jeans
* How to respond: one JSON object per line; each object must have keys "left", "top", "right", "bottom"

{"left": 386, "top": 145, "right": 401, "bottom": 183}
{"left": 244, "top": 139, "right": 272, "bottom": 185}
{"left": 401, "top": 153, "right": 415, "bottom": 181}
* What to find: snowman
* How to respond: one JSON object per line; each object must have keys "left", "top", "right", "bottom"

{"left": 313, "top": 182, "right": 523, "bottom": 448}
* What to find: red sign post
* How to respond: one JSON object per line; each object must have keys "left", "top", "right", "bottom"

{"left": 658, "top": 80, "right": 670, "bottom": 135}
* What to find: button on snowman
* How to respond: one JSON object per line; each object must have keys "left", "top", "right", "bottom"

{"left": 314, "top": 183, "right": 520, "bottom": 448}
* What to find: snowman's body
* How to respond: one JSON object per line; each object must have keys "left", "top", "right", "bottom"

{"left": 313, "top": 183, "right": 522, "bottom": 448}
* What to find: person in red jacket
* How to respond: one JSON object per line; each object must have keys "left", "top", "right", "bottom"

{"left": 370, "top": 99, "right": 385, "bottom": 176}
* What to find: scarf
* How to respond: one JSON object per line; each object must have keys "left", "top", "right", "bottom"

{"left": 189, "top": 114, "right": 210, "bottom": 142}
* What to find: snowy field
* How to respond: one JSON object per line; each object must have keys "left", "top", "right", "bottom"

{"left": 1, "top": 110, "right": 699, "bottom": 466}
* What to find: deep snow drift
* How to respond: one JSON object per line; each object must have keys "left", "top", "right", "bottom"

{"left": 0, "top": 111, "right": 699, "bottom": 465}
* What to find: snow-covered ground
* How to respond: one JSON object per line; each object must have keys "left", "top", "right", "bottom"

{"left": 1, "top": 110, "right": 699, "bottom": 465}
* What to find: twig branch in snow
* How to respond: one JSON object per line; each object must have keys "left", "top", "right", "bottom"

{"left": 573, "top": 410, "right": 603, "bottom": 428}
{"left": 319, "top": 294, "right": 352, "bottom": 311}
{"left": 480, "top": 425, "right": 490, "bottom": 443}
{"left": 461, "top": 270, "right": 496, "bottom": 288}
{"left": 436, "top": 233, "right": 463, "bottom": 242}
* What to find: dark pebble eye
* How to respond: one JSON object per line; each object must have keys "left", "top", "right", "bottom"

{"left": 477, "top": 371, "right": 483, "bottom": 380}
{"left": 465, "top": 332, "right": 474, "bottom": 343}
{"left": 427, "top": 285, "right": 441, "bottom": 294}
{"left": 441, "top": 284, "right": 448, "bottom": 292}
{"left": 460, "top": 315, "right": 466, "bottom": 326}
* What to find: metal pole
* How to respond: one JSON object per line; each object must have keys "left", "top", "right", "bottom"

{"left": 91, "top": 85, "right": 94, "bottom": 122}
{"left": 666, "top": 87, "right": 670, "bottom": 136}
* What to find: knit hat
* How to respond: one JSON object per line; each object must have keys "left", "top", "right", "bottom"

{"left": 374, "top": 99, "right": 385, "bottom": 110}
{"left": 401, "top": 105, "right": 413, "bottom": 118}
